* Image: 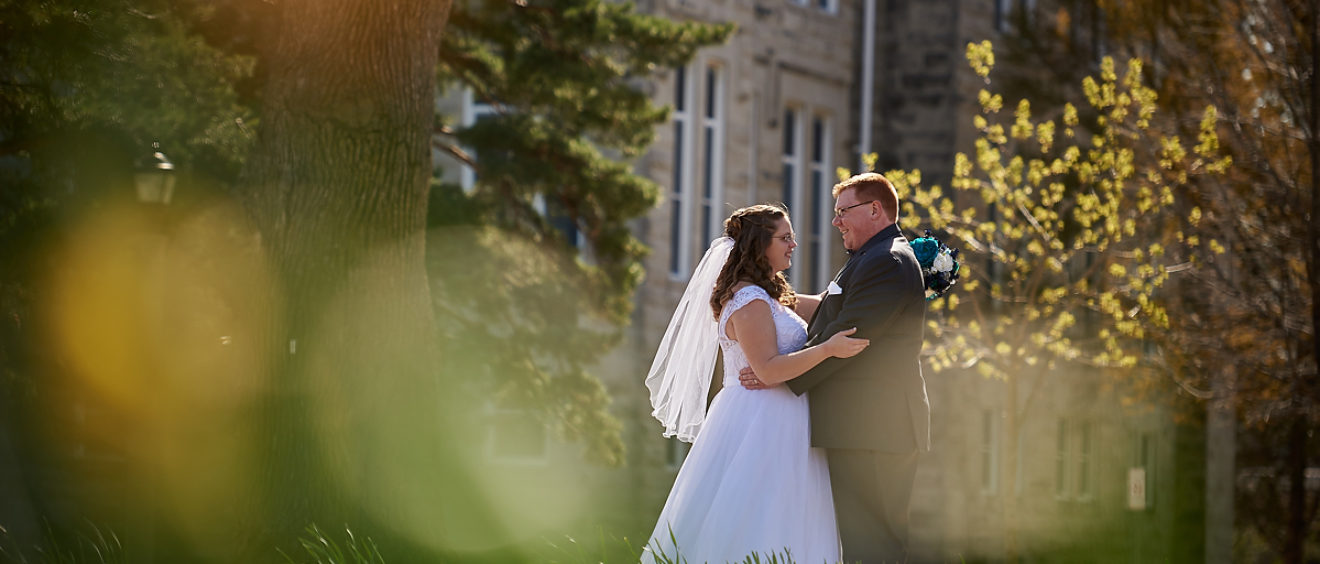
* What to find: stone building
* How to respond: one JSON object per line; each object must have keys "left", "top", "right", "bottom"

{"left": 625, "top": 0, "right": 866, "bottom": 539}
{"left": 435, "top": 1, "right": 1203, "bottom": 561}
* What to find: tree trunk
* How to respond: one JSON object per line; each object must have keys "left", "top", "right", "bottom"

{"left": 1001, "top": 372, "right": 1021, "bottom": 564}
{"left": 1205, "top": 366, "right": 1235, "bottom": 564}
{"left": 235, "top": 0, "right": 451, "bottom": 554}
{"left": 1301, "top": 1, "right": 1319, "bottom": 562}
{"left": 1284, "top": 414, "right": 1308, "bottom": 564}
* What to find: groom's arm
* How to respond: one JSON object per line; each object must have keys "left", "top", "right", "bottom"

{"left": 740, "top": 259, "right": 899, "bottom": 391}
{"left": 792, "top": 292, "right": 826, "bottom": 325}
{"left": 784, "top": 254, "right": 910, "bottom": 395}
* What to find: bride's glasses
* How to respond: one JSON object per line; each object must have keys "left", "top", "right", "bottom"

{"left": 774, "top": 233, "right": 796, "bottom": 244}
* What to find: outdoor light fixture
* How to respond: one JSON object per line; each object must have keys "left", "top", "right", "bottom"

{"left": 134, "top": 142, "right": 176, "bottom": 205}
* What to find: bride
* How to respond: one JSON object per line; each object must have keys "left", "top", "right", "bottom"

{"left": 643, "top": 204, "right": 866, "bottom": 564}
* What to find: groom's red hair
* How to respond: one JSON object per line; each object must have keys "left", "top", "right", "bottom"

{"left": 834, "top": 172, "right": 899, "bottom": 223}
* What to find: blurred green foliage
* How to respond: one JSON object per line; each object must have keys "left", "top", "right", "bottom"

{"left": 428, "top": 1, "right": 731, "bottom": 465}
{"left": 0, "top": 0, "right": 729, "bottom": 468}
{"left": 0, "top": 0, "right": 730, "bottom": 560}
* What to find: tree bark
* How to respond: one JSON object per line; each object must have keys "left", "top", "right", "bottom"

{"left": 1001, "top": 368, "right": 1021, "bottom": 564}
{"left": 235, "top": 0, "right": 451, "bottom": 554}
{"left": 1300, "top": 0, "right": 1319, "bottom": 562}
{"left": 1205, "top": 366, "right": 1235, "bottom": 564}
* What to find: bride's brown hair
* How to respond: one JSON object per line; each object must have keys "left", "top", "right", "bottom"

{"left": 710, "top": 204, "right": 798, "bottom": 319}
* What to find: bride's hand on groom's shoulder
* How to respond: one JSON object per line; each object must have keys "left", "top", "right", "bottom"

{"left": 823, "top": 327, "right": 869, "bottom": 359}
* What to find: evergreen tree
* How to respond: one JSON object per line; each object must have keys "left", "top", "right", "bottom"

{"left": 0, "top": 0, "right": 729, "bottom": 560}
{"left": 429, "top": 0, "right": 730, "bottom": 466}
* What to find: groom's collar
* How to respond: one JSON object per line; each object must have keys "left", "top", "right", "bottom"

{"left": 846, "top": 223, "right": 902, "bottom": 256}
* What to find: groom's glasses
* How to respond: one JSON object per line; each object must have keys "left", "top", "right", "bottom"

{"left": 833, "top": 200, "right": 876, "bottom": 217}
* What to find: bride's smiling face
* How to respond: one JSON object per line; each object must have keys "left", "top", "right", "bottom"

{"left": 765, "top": 217, "right": 797, "bottom": 274}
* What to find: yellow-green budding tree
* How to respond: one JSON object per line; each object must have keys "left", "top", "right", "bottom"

{"left": 883, "top": 41, "right": 1230, "bottom": 559}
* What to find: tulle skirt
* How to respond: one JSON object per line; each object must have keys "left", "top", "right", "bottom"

{"left": 642, "top": 384, "right": 840, "bottom": 564}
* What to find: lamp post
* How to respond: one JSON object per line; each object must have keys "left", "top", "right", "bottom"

{"left": 132, "top": 142, "right": 175, "bottom": 563}
{"left": 134, "top": 143, "right": 176, "bottom": 205}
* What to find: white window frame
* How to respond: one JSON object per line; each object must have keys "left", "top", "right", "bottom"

{"left": 484, "top": 403, "right": 549, "bottom": 466}
{"left": 460, "top": 89, "right": 497, "bottom": 193}
{"left": 781, "top": 106, "right": 804, "bottom": 287}
{"left": 670, "top": 65, "right": 696, "bottom": 279}
{"left": 808, "top": 115, "right": 833, "bottom": 293}
{"left": 698, "top": 61, "right": 726, "bottom": 254}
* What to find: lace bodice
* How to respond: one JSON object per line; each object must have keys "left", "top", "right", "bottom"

{"left": 717, "top": 285, "right": 809, "bottom": 387}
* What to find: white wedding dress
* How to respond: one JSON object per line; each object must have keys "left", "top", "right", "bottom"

{"left": 642, "top": 285, "right": 840, "bottom": 564}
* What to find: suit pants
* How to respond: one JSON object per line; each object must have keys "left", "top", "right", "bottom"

{"left": 826, "top": 448, "right": 920, "bottom": 564}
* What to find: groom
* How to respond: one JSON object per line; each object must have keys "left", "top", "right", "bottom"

{"left": 742, "top": 172, "right": 929, "bottom": 563}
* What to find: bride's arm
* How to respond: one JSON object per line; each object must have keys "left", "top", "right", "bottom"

{"left": 792, "top": 292, "right": 824, "bottom": 323}
{"left": 726, "top": 300, "right": 867, "bottom": 385}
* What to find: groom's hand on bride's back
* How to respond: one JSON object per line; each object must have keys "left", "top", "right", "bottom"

{"left": 739, "top": 366, "right": 772, "bottom": 390}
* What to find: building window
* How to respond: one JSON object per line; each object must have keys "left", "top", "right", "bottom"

{"left": 996, "top": 0, "right": 1036, "bottom": 33}
{"left": 1091, "top": 5, "right": 1109, "bottom": 66}
{"left": 782, "top": 107, "right": 803, "bottom": 284}
{"left": 994, "top": 0, "right": 1013, "bottom": 32}
{"left": 790, "top": 0, "right": 836, "bottom": 14}
{"left": 1055, "top": 418, "right": 1070, "bottom": 498}
{"left": 699, "top": 63, "right": 725, "bottom": 251}
{"left": 533, "top": 194, "right": 584, "bottom": 248}
{"left": 1056, "top": 417, "right": 1096, "bottom": 500}
{"left": 986, "top": 202, "right": 1002, "bottom": 286}
{"left": 1014, "top": 424, "right": 1025, "bottom": 496}
{"left": 460, "top": 90, "right": 498, "bottom": 192}
{"left": 1077, "top": 420, "right": 1094, "bottom": 499}
{"left": 1020, "top": 0, "right": 1038, "bottom": 24}
{"left": 981, "top": 409, "right": 1000, "bottom": 494}
{"left": 666, "top": 438, "right": 691, "bottom": 471}
{"left": 1136, "top": 431, "right": 1156, "bottom": 508}
{"left": 486, "top": 406, "right": 548, "bottom": 464}
{"left": 782, "top": 108, "right": 801, "bottom": 207}
{"left": 808, "top": 116, "right": 832, "bottom": 292}
{"left": 670, "top": 65, "right": 694, "bottom": 278}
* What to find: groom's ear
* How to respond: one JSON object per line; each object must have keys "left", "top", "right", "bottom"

{"left": 873, "top": 202, "right": 892, "bottom": 225}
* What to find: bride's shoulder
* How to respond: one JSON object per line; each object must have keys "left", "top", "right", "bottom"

{"left": 730, "top": 281, "right": 757, "bottom": 293}
{"left": 722, "top": 282, "right": 772, "bottom": 313}
{"left": 728, "top": 281, "right": 770, "bottom": 299}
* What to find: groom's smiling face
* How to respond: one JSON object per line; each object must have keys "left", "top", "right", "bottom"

{"left": 832, "top": 187, "right": 879, "bottom": 251}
